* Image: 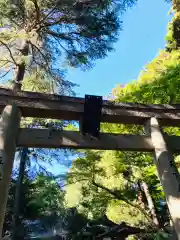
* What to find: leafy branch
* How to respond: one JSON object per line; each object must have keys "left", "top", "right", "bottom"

{"left": 91, "top": 180, "right": 154, "bottom": 225}
{"left": 0, "top": 40, "right": 17, "bottom": 65}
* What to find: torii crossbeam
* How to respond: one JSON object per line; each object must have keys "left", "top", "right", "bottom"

{"left": 0, "top": 88, "right": 180, "bottom": 239}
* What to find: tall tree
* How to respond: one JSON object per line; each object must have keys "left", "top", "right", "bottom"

{"left": 65, "top": 150, "right": 170, "bottom": 239}
{"left": 65, "top": 41, "right": 180, "bottom": 240}
{"left": 0, "top": 0, "right": 136, "bottom": 91}
{"left": 165, "top": 0, "right": 180, "bottom": 51}
{"left": 3, "top": 171, "right": 66, "bottom": 239}
{"left": 11, "top": 148, "right": 29, "bottom": 240}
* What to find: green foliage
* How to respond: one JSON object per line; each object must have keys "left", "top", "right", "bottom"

{"left": 106, "top": 199, "right": 148, "bottom": 226}
{"left": 112, "top": 50, "right": 180, "bottom": 104}
{"left": 65, "top": 149, "right": 156, "bottom": 227}
{"left": 65, "top": 12, "right": 180, "bottom": 239}
{"left": 27, "top": 174, "right": 64, "bottom": 219}
{"left": 166, "top": 1, "right": 180, "bottom": 51}
{"left": 0, "top": 0, "right": 137, "bottom": 90}
{"left": 4, "top": 172, "right": 66, "bottom": 237}
{"left": 3, "top": 1, "right": 179, "bottom": 239}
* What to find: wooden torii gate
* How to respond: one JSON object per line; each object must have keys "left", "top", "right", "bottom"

{"left": 0, "top": 88, "right": 180, "bottom": 239}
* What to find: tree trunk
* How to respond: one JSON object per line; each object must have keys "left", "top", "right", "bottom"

{"left": 11, "top": 148, "right": 28, "bottom": 240}
{"left": 13, "top": 40, "right": 29, "bottom": 91}
{"left": 11, "top": 39, "right": 29, "bottom": 240}
{"left": 137, "top": 181, "right": 146, "bottom": 209}
{"left": 145, "top": 118, "right": 180, "bottom": 240}
{"left": 141, "top": 181, "right": 159, "bottom": 227}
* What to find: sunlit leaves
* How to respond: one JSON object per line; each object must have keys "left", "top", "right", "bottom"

{"left": 107, "top": 200, "right": 148, "bottom": 226}
{"left": 28, "top": 174, "right": 64, "bottom": 218}
{"left": 65, "top": 30, "right": 180, "bottom": 236}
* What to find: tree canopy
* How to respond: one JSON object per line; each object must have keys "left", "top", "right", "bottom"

{"left": 2, "top": 1, "right": 180, "bottom": 240}
{"left": 0, "top": 0, "right": 137, "bottom": 92}
{"left": 64, "top": 3, "right": 180, "bottom": 239}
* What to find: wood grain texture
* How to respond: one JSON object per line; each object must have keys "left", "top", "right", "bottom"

{"left": 146, "top": 118, "right": 180, "bottom": 239}
{"left": 0, "top": 104, "right": 21, "bottom": 238}
{"left": 1, "top": 88, "right": 180, "bottom": 125}
{"left": 17, "top": 128, "right": 180, "bottom": 152}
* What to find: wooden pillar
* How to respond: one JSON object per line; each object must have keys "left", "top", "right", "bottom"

{"left": 0, "top": 104, "right": 21, "bottom": 238}
{"left": 145, "top": 117, "right": 180, "bottom": 240}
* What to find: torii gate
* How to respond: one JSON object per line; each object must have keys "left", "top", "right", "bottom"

{"left": 0, "top": 87, "right": 180, "bottom": 239}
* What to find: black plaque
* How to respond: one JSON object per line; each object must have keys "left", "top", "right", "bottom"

{"left": 81, "top": 95, "right": 102, "bottom": 139}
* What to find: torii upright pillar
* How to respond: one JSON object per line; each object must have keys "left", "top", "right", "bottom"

{"left": 0, "top": 104, "right": 21, "bottom": 238}
{"left": 146, "top": 117, "right": 180, "bottom": 240}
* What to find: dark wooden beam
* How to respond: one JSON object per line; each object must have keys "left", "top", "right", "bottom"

{"left": 17, "top": 128, "right": 180, "bottom": 152}
{"left": 1, "top": 88, "right": 180, "bottom": 125}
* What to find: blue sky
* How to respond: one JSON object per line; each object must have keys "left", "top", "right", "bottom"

{"left": 48, "top": 0, "right": 172, "bottom": 175}
{"left": 67, "top": 0, "right": 172, "bottom": 98}
{"left": 14, "top": 0, "right": 172, "bottom": 176}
